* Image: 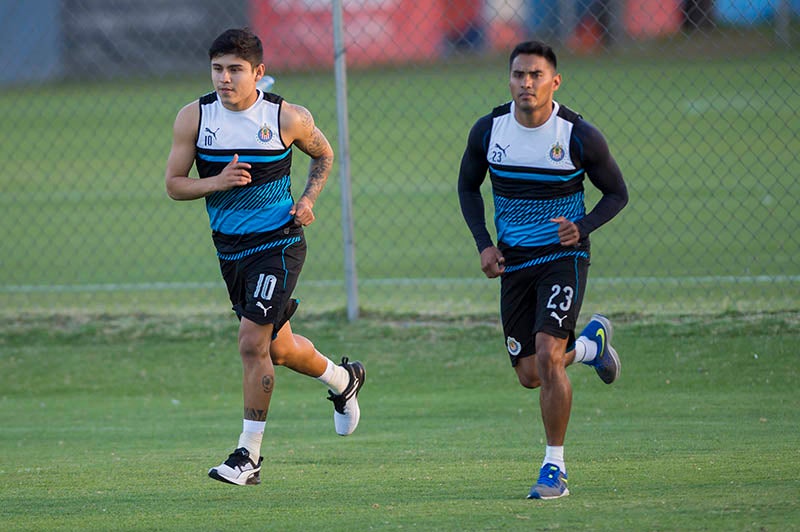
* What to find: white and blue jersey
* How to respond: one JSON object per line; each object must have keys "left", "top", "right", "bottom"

{"left": 195, "top": 90, "right": 296, "bottom": 258}
{"left": 458, "top": 100, "right": 628, "bottom": 272}
{"left": 488, "top": 101, "right": 585, "bottom": 249}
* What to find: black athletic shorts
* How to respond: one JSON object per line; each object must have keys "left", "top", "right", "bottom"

{"left": 500, "top": 255, "right": 589, "bottom": 366}
{"left": 218, "top": 224, "right": 306, "bottom": 336}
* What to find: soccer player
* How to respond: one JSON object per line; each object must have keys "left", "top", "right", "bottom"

{"left": 457, "top": 40, "right": 628, "bottom": 499}
{"left": 165, "top": 28, "right": 365, "bottom": 486}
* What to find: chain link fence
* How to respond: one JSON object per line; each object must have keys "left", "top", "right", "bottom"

{"left": 1, "top": 0, "right": 798, "bottom": 319}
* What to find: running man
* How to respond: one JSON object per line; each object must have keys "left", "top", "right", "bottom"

{"left": 165, "top": 28, "right": 365, "bottom": 486}
{"left": 457, "top": 40, "right": 628, "bottom": 499}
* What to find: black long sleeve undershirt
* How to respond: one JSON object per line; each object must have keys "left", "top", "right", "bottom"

{"left": 457, "top": 114, "right": 494, "bottom": 252}
{"left": 571, "top": 119, "right": 628, "bottom": 237}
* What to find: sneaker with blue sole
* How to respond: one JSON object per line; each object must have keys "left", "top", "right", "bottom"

{"left": 527, "top": 463, "right": 569, "bottom": 499}
{"left": 579, "top": 313, "right": 620, "bottom": 384}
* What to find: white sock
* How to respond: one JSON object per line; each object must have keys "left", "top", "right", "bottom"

{"left": 238, "top": 420, "right": 265, "bottom": 463}
{"left": 543, "top": 445, "right": 566, "bottom": 473}
{"left": 573, "top": 336, "right": 597, "bottom": 363}
{"left": 316, "top": 357, "right": 349, "bottom": 394}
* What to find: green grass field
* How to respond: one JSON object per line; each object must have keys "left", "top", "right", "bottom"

{"left": 0, "top": 36, "right": 798, "bottom": 530}
{"left": 1, "top": 311, "right": 798, "bottom": 530}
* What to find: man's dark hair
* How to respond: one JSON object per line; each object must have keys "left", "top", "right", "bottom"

{"left": 509, "top": 40, "right": 557, "bottom": 71}
{"left": 208, "top": 28, "right": 263, "bottom": 67}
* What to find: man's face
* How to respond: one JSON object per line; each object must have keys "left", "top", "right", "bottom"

{"left": 211, "top": 54, "right": 264, "bottom": 110}
{"left": 509, "top": 53, "right": 561, "bottom": 115}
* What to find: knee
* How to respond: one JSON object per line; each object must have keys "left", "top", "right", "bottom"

{"left": 269, "top": 334, "right": 310, "bottom": 366}
{"left": 514, "top": 358, "right": 541, "bottom": 389}
{"left": 535, "top": 348, "right": 566, "bottom": 380}
{"left": 239, "top": 336, "right": 269, "bottom": 363}
{"left": 269, "top": 344, "right": 289, "bottom": 366}
{"left": 517, "top": 373, "right": 541, "bottom": 389}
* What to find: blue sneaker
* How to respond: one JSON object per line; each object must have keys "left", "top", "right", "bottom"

{"left": 579, "top": 314, "right": 620, "bottom": 384}
{"left": 527, "top": 463, "right": 569, "bottom": 499}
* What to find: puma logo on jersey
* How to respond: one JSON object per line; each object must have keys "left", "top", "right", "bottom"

{"left": 550, "top": 311, "right": 566, "bottom": 327}
{"left": 491, "top": 143, "right": 511, "bottom": 163}
{"left": 256, "top": 302, "right": 272, "bottom": 317}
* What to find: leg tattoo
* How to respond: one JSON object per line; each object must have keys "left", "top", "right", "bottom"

{"left": 244, "top": 407, "right": 268, "bottom": 421}
{"left": 261, "top": 375, "right": 274, "bottom": 394}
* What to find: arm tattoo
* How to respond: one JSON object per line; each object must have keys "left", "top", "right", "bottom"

{"left": 302, "top": 141, "right": 332, "bottom": 203}
{"left": 291, "top": 105, "right": 332, "bottom": 205}
{"left": 243, "top": 407, "right": 268, "bottom": 422}
{"left": 298, "top": 106, "right": 314, "bottom": 131}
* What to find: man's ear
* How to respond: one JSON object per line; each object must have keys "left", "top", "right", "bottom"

{"left": 255, "top": 63, "right": 266, "bottom": 80}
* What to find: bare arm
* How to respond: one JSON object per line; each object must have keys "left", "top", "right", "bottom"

{"left": 164, "top": 102, "right": 253, "bottom": 201}
{"left": 281, "top": 102, "right": 334, "bottom": 226}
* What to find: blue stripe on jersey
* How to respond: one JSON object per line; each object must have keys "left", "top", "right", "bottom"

{"left": 207, "top": 202, "right": 293, "bottom": 235}
{"left": 198, "top": 149, "right": 291, "bottom": 164}
{"left": 503, "top": 250, "right": 589, "bottom": 273}
{"left": 491, "top": 166, "right": 583, "bottom": 182}
{"left": 217, "top": 236, "right": 302, "bottom": 261}
{"left": 495, "top": 191, "right": 585, "bottom": 247}
{"left": 206, "top": 175, "right": 293, "bottom": 234}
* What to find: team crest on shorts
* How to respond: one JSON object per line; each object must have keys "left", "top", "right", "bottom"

{"left": 257, "top": 123, "right": 273, "bottom": 144}
{"left": 549, "top": 142, "right": 565, "bottom": 162}
{"left": 506, "top": 336, "right": 522, "bottom": 356}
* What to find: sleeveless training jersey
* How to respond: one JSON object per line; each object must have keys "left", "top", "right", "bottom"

{"left": 458, "top": 100, "right": 627, "bottom": 273}
{"left": 487, "top": 101, "right": 585, "bottom": 251}
{"left": 195, "top": 90, "right": 295, "bottom": 259}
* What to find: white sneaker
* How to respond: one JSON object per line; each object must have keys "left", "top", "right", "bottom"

{"left": 208, "top": 447, "right": 262, "bottom": 485}
{"left": 326, "top": 357, "right": 365, "bottom": 436}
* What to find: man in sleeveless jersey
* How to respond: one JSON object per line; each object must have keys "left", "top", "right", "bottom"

{"left": 457, "top": 41, "right": 628, "bottom": 499}
{"left": 165, "top": 28, "right": 365, "bottom": 486}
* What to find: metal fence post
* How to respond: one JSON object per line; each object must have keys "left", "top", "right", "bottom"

{"left": 332, "top": 0, "right": 359, "bottom": 321}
